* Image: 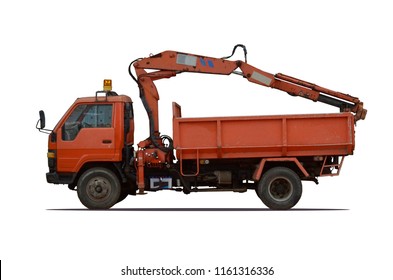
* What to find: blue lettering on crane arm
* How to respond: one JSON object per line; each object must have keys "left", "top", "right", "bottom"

{"left": 199, "top": 57, "right": 214, "bottom": 68}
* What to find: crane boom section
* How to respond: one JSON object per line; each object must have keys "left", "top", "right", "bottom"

{"left": 132, "top": 48, "right": 366, "bottom": 143}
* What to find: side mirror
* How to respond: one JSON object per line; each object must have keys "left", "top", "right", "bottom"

{"left": 36, "top": 110, "right": 52, "bottom": 134}
{"left": 38, "top": 110, "right": 46, "bottom": 129}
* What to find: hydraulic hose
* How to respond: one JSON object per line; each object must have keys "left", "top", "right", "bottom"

{"left": 221, "top": 44, "right": 248, "bottom": 63}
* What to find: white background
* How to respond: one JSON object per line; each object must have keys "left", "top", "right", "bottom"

{"left": 1, "top": 0, "right": 391, "bottom": 279}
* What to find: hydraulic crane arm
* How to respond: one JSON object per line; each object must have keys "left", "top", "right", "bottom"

{"left": 130, "top": 45, "right": 366, "bottom": 148}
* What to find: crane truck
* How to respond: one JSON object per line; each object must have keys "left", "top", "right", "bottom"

{"left": 37, "top": 45, "right": 367, "bottom": 210}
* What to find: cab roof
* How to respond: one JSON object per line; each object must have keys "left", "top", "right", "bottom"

{"left": 74, "top": 94, "right": 133, "bottom": 104}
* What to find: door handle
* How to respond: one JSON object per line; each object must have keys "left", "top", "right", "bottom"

{"left": 102, "top": 139, "right": 112, "bottom": 144}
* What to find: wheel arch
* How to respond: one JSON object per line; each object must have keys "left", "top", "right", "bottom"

{"left": 252, "top": 157, "right": 310, "bottom": 182}
{"left": 70, "top": 161, "right": 126, "bottom": 189}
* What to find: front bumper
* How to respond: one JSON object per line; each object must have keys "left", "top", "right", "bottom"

{"left": 46, "top": 172, "right": 76, "bottom": 185}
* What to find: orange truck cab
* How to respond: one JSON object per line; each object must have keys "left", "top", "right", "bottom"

{"left": 39, "top": 86, "right": 136, "bottom": 209}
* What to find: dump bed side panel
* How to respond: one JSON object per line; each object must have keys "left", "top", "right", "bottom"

{"left": 173, "top": 110, "right": 354, "bottom": 160}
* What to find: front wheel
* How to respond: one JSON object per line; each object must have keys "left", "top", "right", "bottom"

{"left": 77, "top": 167, "right": 121, "bottom": 209}
{"left": 257, "top": 167, "right": 302, "bottom": 210}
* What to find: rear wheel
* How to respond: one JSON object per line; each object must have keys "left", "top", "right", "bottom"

{"left": 77, "top": 167, "right": 121, "bottom": 209}
{"left": 257, "top": 167, "right": 302, "bottom": 210}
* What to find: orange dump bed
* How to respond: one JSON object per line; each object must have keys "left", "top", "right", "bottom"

{"left": 172, "top": 103, "right": 355, "bottom": 160}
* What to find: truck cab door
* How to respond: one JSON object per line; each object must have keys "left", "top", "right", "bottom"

{"left": 56, "top": 103, "right": 116, "bottom": 172}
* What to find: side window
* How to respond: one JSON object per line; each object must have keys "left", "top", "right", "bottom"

{"left": 62, "top": 104, "right": 113, "bottom": 141}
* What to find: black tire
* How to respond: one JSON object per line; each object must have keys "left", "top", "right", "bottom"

{"left": 117, "top": 186, "right": 129, "bottom": 203}
{"left": 257, "top": 167, "right": 302, "bottom": 210}
{"left": 117, "top": 181, "right": 137, "bottom": 203}
{"left": 77, "top": 167, "right": 121, "bottom": 209}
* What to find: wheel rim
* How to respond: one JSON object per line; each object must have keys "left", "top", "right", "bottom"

{"left": 86, "top": 176, "right": 112, "bottom": 201}
{"left": 268, "top": 177, "right": 293, "bottom": 201}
